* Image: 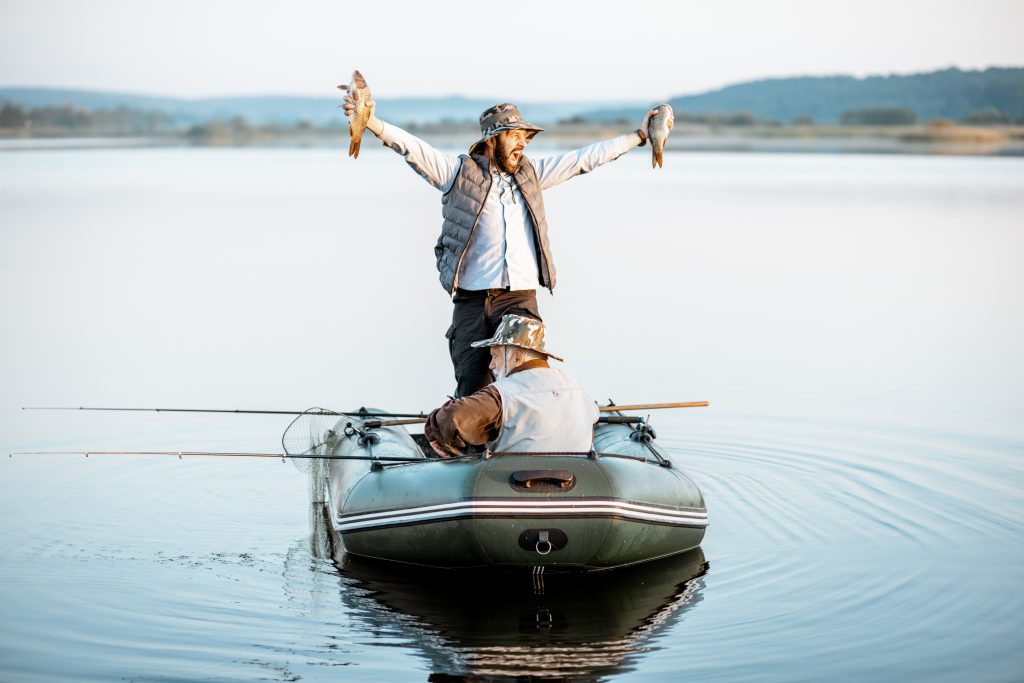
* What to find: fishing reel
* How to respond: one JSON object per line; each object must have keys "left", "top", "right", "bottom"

{"left": 343, "top": 422, "right": 380, "bottom": 447}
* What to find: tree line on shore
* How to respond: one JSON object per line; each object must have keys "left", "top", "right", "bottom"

{"left": 0, "top": 103, "right": 350, "bottom": 140}
{"left": 665, "top": 67, "right": 1024, "bottom": 124}
{"left": 2, "top": 101, "right": 1020, "bottom": 141}
{"left": 560, "top": 106, "right": 1019, "bottom": 128}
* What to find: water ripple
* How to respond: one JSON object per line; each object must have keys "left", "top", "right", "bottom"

{"left": 659, "top": 416, "right": 1024, "bottom": 551}
{"left": 1, "top": 415, "right": 1022, "bottom": 681}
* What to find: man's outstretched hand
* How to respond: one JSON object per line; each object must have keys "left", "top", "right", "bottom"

{"left": 641, "top": 108, "right": 661, "bottom": 131}
{"left": 338, "top": 89, "right": 384, "bottom": 136}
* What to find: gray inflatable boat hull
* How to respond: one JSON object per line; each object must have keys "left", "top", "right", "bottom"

{"left": 321, "top": 417, "right": 707, "bottom": 570}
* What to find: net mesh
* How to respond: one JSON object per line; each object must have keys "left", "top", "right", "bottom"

{"left": 281, "top": 407, "right": 340, "bottom": 504}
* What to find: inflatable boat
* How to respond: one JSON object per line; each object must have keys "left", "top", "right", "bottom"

{"left": 304, "top": 408, "right": 707, "bottom": 570}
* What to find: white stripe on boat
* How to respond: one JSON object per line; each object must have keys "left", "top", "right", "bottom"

{"left": 333, "top": 498, "right": 709, "bottom": 533}
{"left": 339, "top": 498, "right": 707, "bottom": 523}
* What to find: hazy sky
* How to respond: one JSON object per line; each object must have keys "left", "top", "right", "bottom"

{"left": 1, "top": 0, "right": 1022, "bottom": 101}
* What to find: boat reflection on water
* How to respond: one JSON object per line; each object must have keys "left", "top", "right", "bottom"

{"left": 333, "top": 543, "right": 708, "bottom": 681}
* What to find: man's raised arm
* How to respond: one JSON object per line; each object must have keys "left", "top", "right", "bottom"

{"left": 341, "top": 93, "right": 460, "bottom": 192}
{"left": 533, "top": 108, "right": 659, "bottom": 191}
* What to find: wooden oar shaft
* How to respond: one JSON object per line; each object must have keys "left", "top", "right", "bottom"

{"left": 599, "top": 401, "right": 709, "bottom": 412}
{"left": 366, "top": 418, "right": 428, "bottom": 427}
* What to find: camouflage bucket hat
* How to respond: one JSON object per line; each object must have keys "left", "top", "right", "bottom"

{"left": 470, "top": 103, "right": 544, "bottom": 154}
{"left": 469, "top": 314, "right": 564, "bottom": 362}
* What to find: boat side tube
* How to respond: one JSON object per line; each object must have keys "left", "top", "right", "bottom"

{"left": 332, "top": 420, "right": 707, "bottom": 570}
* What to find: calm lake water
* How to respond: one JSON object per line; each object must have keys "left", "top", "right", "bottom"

{"left": 1, "top": 144, "right": 1022, "bottom": 682}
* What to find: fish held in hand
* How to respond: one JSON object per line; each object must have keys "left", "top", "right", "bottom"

{"left": 648, "top": 104, "right": 674, "bottom": 169}
{"left": 338, "top": 70, "right": 372, "bottom": 159}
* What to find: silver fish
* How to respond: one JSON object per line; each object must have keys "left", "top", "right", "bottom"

{"left": 648, "top": 104, "right": 674, "bottom": 169}
{"left": 338, "top": 70, "right": 371, "bottom": 159}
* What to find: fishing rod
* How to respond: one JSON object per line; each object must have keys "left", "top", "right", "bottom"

{"left": 8, "top": 450, "right": 427, "bottom": 463}
{"left": 11, "top": 402, "right": 709, "bottom": 461}
{"left": 20, "top": 402, "right": 707, "bottom": 421}
{"left": 21, "top": 406, "right": 428, "bottom": 419}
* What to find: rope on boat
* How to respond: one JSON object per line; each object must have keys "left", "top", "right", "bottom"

{"left": 488, "top": 450, "right": 596, "bottom": 457}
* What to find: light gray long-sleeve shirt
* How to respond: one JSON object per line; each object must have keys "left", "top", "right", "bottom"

{"left": 377, "top": 122, "right": 641, "bottom": 291}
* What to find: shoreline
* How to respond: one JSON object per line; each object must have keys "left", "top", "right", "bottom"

{"left": 2, "top": 122, "right": 1023, "bottom": 156}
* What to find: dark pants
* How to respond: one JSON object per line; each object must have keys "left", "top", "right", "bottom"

{"left": 447, "top": 288, "right": 542, "bottom": 398}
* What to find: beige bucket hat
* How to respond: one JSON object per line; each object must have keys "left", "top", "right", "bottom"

{"left": 470, "top": 314, "right": 563, "bottom": 362}
{"left": 469, "top": 103, "right": 544, "bottom": 154}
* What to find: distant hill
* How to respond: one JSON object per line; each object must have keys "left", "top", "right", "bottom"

{"left": 4, "top": 67, "right": 1022, "bottom": 128}
{"left": 665, "top": 67, "right": 1024, "bottom": 123}
{"left": 0, "top": 88, "right": 642, "bottom": 127}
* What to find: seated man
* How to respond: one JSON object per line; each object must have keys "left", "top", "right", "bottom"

{"left": 425, "top": 314, "right": 598, "bottom": 456}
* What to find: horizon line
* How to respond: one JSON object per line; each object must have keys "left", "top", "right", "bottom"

{"left": 2, "top": 64, "right": 1019, "bottom": 103}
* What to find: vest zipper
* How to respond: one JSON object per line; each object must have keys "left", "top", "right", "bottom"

{"left": 521, "top": 193, "right": 551, "bottom": 292}
{"left": 451, "top": 169, "right": 494, "bottom": 294}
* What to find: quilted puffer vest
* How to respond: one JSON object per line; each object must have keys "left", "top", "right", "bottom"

{"left": 435, "top": 154, "right": 556, "bottom": 294}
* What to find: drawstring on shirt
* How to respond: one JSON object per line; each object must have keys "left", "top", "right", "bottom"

{"left": 497, "top": 172, "right": 518, "bottom": 205}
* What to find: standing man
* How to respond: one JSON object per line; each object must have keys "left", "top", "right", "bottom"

{"left": 341, "top": 93, "right": 657, "bottom": 397}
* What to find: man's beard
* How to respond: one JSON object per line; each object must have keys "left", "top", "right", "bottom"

{"left": 495, "top": 147, "right": 521, "bottom": 174}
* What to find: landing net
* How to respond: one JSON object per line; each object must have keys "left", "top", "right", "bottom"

{"left": 281, "top": 407, "right": 340, "bottom": 504}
